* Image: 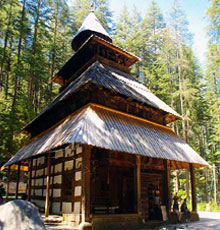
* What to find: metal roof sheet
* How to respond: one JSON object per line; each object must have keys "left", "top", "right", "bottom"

{"left": 71, "top": 13, "right": 112, "bottom": 50}
{"left": 24, "top": 61, "right": 181, "bottom": 131}
{"left": 74, "top": 12, "right": 111, "bottom": 40}
{"left": 4, "top": 104, "right": 208, "bottom": 168}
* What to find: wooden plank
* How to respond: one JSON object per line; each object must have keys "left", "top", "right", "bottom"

{"left": 93, "top": 36, "right": 139, "bottom": 63}
{"left": 15, "top": 163, "right": 21, "bottom": 199}
{"left": 6, "top": 166, "right": 11, "bottom": 200}
{"left": 60, "top": 149, "right": 65, "bottom": 212}
{"left": 59, "top": 55, "right": 97, "bottom": 91}
{"left": 82, "top": 145, "right": 91, "bottom": 222}
{"left": 136, "top": 155, "right": 141, "bottom": 215}
{"left": 190, "top": 163, "right": 197, "bottom": 211}
{"left": 51, "top": 153, "right": 55, "bottom": 206}
{"left": 96, "top": 55, "right": 130, "bottom": 73}
{"left": 164, "top": 160, "right": 171, "bottom": 211}
{"left": 28, "top": 160, "right": 33, "bottom": 201}
{"left": 45, "top": 152, "right": 52, "bottom": 217}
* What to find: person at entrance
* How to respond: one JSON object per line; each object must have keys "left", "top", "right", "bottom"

{"left": 172, "top": 192, "right": 180, "bottom": 221}
{"left": 154, "top": 188, "right": 162, "bottom": 220}
{"left": 181, "top": 198, "right": 190, "bottom": 222}
{"left": 173, "top": 192, "right": 179, "bottom": 213}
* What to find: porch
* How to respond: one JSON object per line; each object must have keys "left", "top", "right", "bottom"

{"left": 4, "top": 144, "right": 199, "bottom": 230}
{"left": 2, "top": 104, "right": 208, "bottom": 229}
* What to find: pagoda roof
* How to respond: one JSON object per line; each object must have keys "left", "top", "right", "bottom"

{"left": 72, "top": 12, "right": 112, "bottom": 51}
{"left": 24, "top": 61, "right": 181, "bottom": 134}
{"left": 52, "top": 35, "right": 140, "bottom": 85}
{"left": 4, "top": 104, "right": 208, "bottom": 169}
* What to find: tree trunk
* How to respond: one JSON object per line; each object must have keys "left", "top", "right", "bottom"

{"left": 205, "top": 168, "right": 209, "bottom": 210}
{"left": 176, "top": 41, "right": 190, "bottom": 201}
{"left": 29, "top": 0, "right": 41, "bottom": 105}
{"left": 12, "top": 0, "right": 26, "bottom": 108}
{"left": 5, "top": 38, "right": 13, "bottom": 99}
{"left": 49, "top": 2, "right": 59, "bottom": 97}
{"left": 0, "top": 0, "right": 13, "bottom": 92}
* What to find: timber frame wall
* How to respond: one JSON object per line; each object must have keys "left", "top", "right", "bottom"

{"left": 27, "top": 144, "right": 197, "bottom": 225}
{"left": 30, "top": 143, "right": 84, "bottom": 220}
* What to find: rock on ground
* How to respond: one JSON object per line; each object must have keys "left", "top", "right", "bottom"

{"left": 0, "top": 200, "right": 45, "bottom": 230}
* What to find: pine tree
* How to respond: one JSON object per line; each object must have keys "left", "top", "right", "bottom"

{"left": 141, "top": 0, "right": 166, "bottom": 91}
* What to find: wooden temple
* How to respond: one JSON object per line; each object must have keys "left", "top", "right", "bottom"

{"left": 3, "top": 12, "right": 209, "bottom": 229}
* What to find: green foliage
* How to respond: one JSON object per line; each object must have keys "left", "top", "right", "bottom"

{"left": 0, "top": 0, "right": 219, "bottom": 206}
{"left": 207, "top": 0, "right": 220, "bottom": 42}
{"left": 0, "top": 0, "right": 112, "bottom": 168}
{"left": 198, "top": 202, "right": 220, "bottom": 212}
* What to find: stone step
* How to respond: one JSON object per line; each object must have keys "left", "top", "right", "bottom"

{"left": 41, "top": 214, "right": 63, "bottom": 224}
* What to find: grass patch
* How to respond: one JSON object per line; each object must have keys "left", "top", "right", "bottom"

{"left": 197, "top": 202, "right": 220, "bottom": 212}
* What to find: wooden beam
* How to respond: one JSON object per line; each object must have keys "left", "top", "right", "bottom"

{"left": 45, "top": 152, "right": 52, "bottom": 217}
{"left": 28, "top": 160, "right": 33, "bottom": 201}
{"left": 136, "top": 155, "right": 141, "bottom": 215}
{"left": 15, "top": 163, "right": 21, "bottom": 199}
{"left": 93, "top": 36, "right": 139, "bottom": 63}
{"left": 60, "top": 149, "right": 65, "bottom": 212}
{"left": 6, "top": 166, "right": 11, "bottom": 200}
{"left": 164, "top": 160, "right": 171, "bottom": 211}
{"left": 190, "top": 163, "right": 197, "bottom": 211}
{"left": 82, "top": 145, "right": 91, "bottom": 223}
{"left": 96, "top": 55, "right": 130, "bottom": 73}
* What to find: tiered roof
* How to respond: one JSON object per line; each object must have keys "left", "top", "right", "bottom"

{"left": 3, "top": 12, "right": 208, "bottom": 169}
{"left": 4, "top": 104, "right": 208, "bottom": 168}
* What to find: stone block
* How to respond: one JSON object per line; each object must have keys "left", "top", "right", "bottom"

{"left": 55, "top": 150, "right": 63, "bottom": 159}
{"left": 190, "top": 211, "right": 199, "bottom": 222}
{"left": 64, "top": 160, "right": 73, "bottom": 171}
{"left": 76, "top": 145, "right": 82, "bottom": 154}
{"left": 75, "top": 171, "right": 82, "bottom": 181}
{"left": 62, "top": 202, "right": 72, "bottom": 213}
{"left": 54, "top": 175, "right": 62, "bottom": 184}
{"left": 74, "top": 202, "right": 81, "bottom": 214}
{"left": 52, "top": 202, "right": 61, "bottom": 214}
{"left": 53, "top": 189, "right": 61, "bottom": 197}
{"left": 54, "top": 163, "right": 62, "bottom": 173}
{"left": 74, "top": 186, "right": 82, "bottom": 196}
{"left": 75, "top": 158, "right": 82, "bottom": 169}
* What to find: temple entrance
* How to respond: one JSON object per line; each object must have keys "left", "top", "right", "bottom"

{"left": 91, "top": 148, "right": 136, "bottom": 214}
{"left": 141, "top": 170, "right": 164, "bottom": 221}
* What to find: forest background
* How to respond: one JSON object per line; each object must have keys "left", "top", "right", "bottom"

{"left": 0, "top": 0, "right": 220, "bottom": 210}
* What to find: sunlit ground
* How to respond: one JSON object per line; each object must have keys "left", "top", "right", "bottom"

{"left": 45, "top": 211, "right": 220, "bottom": 230}
{"left": 163, "top": 211, "right": 220, "bottom": 230}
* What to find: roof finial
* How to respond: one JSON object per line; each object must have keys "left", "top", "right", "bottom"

{"left": 91, "top": 0, "right": 96, "bottom": 12}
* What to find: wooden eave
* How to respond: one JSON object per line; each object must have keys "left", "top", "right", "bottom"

{"left": 91, "top": 35, "right": 140, "bottom": 65}
{"left": 23, "top": 61, "right": 182, "bottom": 136}
{"left": 4, "top": 103, "right": 209, "bottom": 169}
{"left": 51, "top": 35, "right": 140, "bottom": 85}
{"left": 22, "top": 84, "right": 180, "bottom": 138}
{"left": 60, "top": 55, "right": 131, "bottom": 92}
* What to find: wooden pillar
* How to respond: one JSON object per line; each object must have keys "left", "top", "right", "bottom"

{"left": 15, "top": 163, "right": 21, "bottom": 199}
{"left": 164, "top": 160, "right": 171, "bottom": 211}
{"left": 190, "top": 163, "right": 197, "bottom": 211}
{"left": 45, "top": 152, "right": 51, "bottom": 217}
{"left": 6, "top": 166, "right": 11, "bottom": 200}
{"left": 28, "top": 160, "right": 33, "bottom": 201}
{"left": 136, "top": 155, "right": 141, "bottom": 215}
{"left": 82, "top": 145, "right": 91, "bottom": 223}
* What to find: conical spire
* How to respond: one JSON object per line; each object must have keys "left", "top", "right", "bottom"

{"left": 72, "top": 12, "right": 112, "bottom": 51}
